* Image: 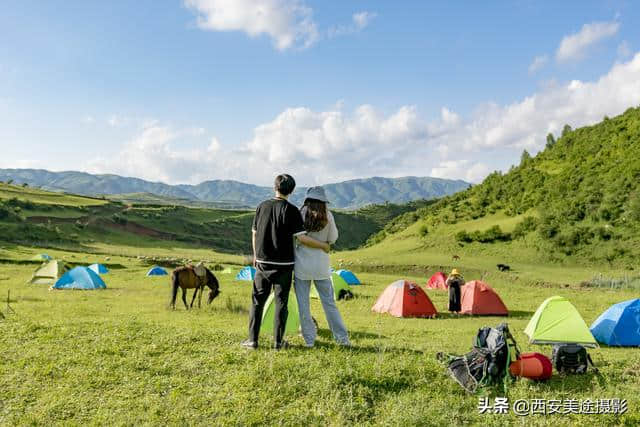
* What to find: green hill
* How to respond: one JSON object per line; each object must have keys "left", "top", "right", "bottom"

{"left": 0, "top": 183, "right": 430, "bottom": 254}
{"left": 356, "top": 106, "right": 640, "bottom": 268}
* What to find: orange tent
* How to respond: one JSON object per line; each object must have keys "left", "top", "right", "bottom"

{"left": 372, "top": 280, "right": 438, "bottom": 318}
{"left": 426, "top": 272, "right": 448, "bottom": 290}
{"left": 460, "top": 280, "right": 508, "bottom": 316}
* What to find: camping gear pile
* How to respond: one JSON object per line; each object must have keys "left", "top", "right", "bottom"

{"left": 443, "top": 294, "right": 605, "bottom": 393}
{"left": 441, "top": 323, "right": 520, "bottom": 393}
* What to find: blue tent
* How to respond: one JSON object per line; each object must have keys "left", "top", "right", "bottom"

{"left": 146, "top": 266, "right": 168, "bottom": 276}
{"left": 235, "top": 266, "right": 256, "bottom": 281}
{"left": 52, "top": 267, "right": 106, "bottom": 290}
{"left": 88, "top": 263, "right": 109, "bottom": 274}
{"left": 336, "top": 269, "right": 361, "bottom": 285}
{"left": 590, "top": 299, "right": 640, "bottom": 346}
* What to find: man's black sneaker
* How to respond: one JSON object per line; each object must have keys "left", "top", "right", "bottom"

{"left": 274, "top": 340, "right": 289, "bottom": 350}
{"left": 241, "top": 340, "right": 258, "bottom": 350}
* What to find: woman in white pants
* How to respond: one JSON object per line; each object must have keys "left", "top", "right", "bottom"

{"left": 294, "top": 187, "right": 350, "bottom": 347}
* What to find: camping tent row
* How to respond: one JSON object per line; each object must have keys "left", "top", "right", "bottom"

{"left": 372, "top": 279, "right": 508, "bottom": 318}
{"left": 30, "top": 261, "right": 109, "bottom": 285}
{"left": 235, "top": 266, "right": 362, "bottom": 286}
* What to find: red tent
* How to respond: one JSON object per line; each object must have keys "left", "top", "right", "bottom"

{"left": 426, "top": 272, "right": 448, "bottom": 290}
{"left": 372, "top": 280, "right": 438, "bottom": 318}
{"left": 460, "top": 280, "right": 508, "bottom": 316}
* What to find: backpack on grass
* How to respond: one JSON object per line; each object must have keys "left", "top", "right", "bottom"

{"left": 440, "top": 323, "right": 520, "bottom": 393}
{"left": 551, "top": 344, "right": 597, "bottom": 374}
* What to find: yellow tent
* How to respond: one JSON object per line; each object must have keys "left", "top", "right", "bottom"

{"left": 29, "top": 260, "right": 68, "bottom": 285}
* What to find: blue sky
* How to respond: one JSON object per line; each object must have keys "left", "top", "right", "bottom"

{"left": 1, "top": 0, "right": 639, "bottom": 185}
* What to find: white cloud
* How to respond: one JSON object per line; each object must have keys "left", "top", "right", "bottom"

{"left": 528, "top": 55, "right": 548, "bottom": 74}
{"left": 95, "top": 52, "right": 640, "bottom": 185}
{"left": 618, "top": 40, "right": 632, "bottom": 58}
{"left": 431, "top": 160, "right": 490, "bottom": 183}
{"left": 107, "top": 115, "right": 128, "bottom": 128}
{"left": 352, "top": 11, "right": 376, "bottom": 30}
{"left": 88, "top": 125, "right": 226, "bottom": 184}
{"left": 184, "top": 0, "right": 319, "bottom": 51}
{"left": 328, "top": 11, "right": 376, "bottom": 38}
{"left": 556, "top": 20, "right": 620, "bottom": 62}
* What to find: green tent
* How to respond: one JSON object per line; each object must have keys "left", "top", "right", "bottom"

{"left": 524, "top": 296, "right": 597, "bottom": 347}
{"left": 261, "top": 293, "right": 299, "bottom": 336}
{"left": 29, "top": 260, "right": 68, "bottom": 285}
{"left": 310, "top": 272, "right": 352, "bottom": 300}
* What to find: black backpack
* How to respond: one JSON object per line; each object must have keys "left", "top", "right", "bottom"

{"left": 551, "top": 344, "right": 597, "bottom": 374}
{"left": 442, "top": 323, "right": 520, "bottom": 393}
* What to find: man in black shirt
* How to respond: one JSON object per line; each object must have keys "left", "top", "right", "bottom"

{"left": 242, "top": 174, "right": 329, "bottom": 350}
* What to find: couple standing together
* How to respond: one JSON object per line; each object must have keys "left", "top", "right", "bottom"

{"left": 242, "top": 174, "right": 350, "bottom": 350}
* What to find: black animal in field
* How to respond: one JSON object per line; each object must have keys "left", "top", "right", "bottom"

{"left": 497, "top": 263, "right": 511, "bottom": 272}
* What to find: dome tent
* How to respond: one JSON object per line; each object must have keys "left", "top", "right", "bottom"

{"left": 31, "top": 254, "right": 52, "bottom": 261}
{"left": 426, "top": 272, "right": 447, "bottom": 290}
{"left": 372, "top": 280, "right": 437, "bottom": 318}
{"left": 460, "top": 280, "right": 508, "bottom": 316}
{"left": 310, "top": 272, "right": 353, "bottom": 300}
{"left": 29, "top": 260, "right": 68, "bottom": 285}
{"left": 590, "top": 298, "right": 640, "bottom": 346}
{"left": 236, "top": 266, "right": 256, "bottom": 281}
{"left": 52, "top": 267, "right": 106, "bottom": 290}
{"left": 335, "top": 269, "right": 361, "bottom": 285}
{"left": 146, "top": 266, "right": 168, "bottom": 276}
{"left": 260, "top": 293, "right": 299, "bottom": 336}
{"left": 88, "top": 263, "right": 109, "bottom": 275}
{"left": 524, "top": 296, "right": 597, "bottom": 347}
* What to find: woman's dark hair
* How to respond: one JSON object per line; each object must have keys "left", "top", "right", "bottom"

{"left": 303, "top": 198, "right": 328, "bottom": 232}
{"left": 274, "top": 174, "right": 296, "bottom": 196}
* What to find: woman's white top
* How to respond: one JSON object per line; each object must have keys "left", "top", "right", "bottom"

{"left": 294, "top": 207, "right": 338, "bottom": 280}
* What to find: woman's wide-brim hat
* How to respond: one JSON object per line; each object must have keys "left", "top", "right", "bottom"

{"left": 450, "top": 268, "right": 460, "bottom": 276}
{"left": 305, "top": 186, "right": 330, "bottom": 203}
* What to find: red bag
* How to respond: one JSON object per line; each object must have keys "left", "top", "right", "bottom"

{"left": 509, "top": 352, "right": 553, "bottom": 380}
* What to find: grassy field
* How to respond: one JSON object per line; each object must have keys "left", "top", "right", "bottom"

{"left": 1, "top": 245, "right": 638, "bottom": 425}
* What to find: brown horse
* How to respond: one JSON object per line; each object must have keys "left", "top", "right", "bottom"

{"left": 170, "top": 265, "right": 220, "bottom": 310}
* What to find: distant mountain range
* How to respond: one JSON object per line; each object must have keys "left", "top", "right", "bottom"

{"left": 0, "top": 169, "right": 470, "bottom": 209}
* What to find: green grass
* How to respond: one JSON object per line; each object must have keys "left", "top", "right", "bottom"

{"left": 1, "top": 245, "right": 639, "bottom": 425}
{"left": 0, "top": 184, "right": 107, "bottom": 207}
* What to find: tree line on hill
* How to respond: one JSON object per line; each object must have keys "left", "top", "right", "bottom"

{"left": 367, "top": 106, "right": 640, "bottom": 265}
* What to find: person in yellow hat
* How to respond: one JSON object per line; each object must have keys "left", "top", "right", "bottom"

{"left": 445, "top": 268, "right": 465, "bottom": 314}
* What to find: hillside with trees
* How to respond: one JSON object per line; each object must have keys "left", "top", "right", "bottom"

{"left": 365, "top": 106, "right": 640, "bottom": 266}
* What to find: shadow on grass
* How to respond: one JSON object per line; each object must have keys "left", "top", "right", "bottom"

{"left": 316, "top": 328, "right": 387, "bottom": 340}
{"left": 517, "top": 371, "right": 608, "bottom": 393}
